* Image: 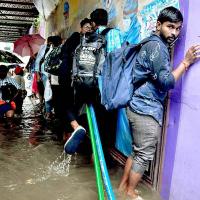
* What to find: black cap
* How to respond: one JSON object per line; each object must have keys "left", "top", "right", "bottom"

{"left": 0, "top": 65, "right": 9, "bottom": 73}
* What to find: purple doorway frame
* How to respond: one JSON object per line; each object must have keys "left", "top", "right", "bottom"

{"left": 160, "top": 1, "right": 189, "bottom": 200}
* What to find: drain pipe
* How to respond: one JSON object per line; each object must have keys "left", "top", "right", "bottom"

{"left": 89, "top": 104, "right": 116, "bottom": 200}
{"left": 86, "top": 105, "right": 105, "bottom": 200}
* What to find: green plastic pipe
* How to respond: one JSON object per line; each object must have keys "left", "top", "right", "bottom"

{"left": 86, "top": 105, "right": 105, "bottom": 200}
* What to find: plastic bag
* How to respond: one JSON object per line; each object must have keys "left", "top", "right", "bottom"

{"left": 32, "top": 72, "right": 38, "bottom": 94}
{"left": 44, "top": 79, "right": 52, "bottom": 101}
{"left": 115, "top": 108, "right": 132, "bottom": 157}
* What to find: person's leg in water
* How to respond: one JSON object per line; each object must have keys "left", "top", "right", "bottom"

{"left": 6, "top": 109, "right": 14, "bottom": 118}
{"left": 4, "top": 109, "right": 15, "bottom": 128}
{"left": 118, "top": 158, "right": 144, "bottom": 197}
{"left": 120, "top": 109, "right": 161, "bottom": 199}
{"left": 118, "top": 157, "right": 133, "bottom": 193}
{"left": 44, "top": 100, "right": 52, "bottom": 119}
{"left": 14, "top": 95, "right": 23, "bottom": 115}
{"left": 126, "top": 170, "right": 143, "bottom": 199}
{"left": 42, "top": 74, "right": 53, "bottom": 118}
{"left": 118, "top": 109, "right": 134, "bottom": 193}
{"left": 36, "top": 72, "right": 44, "bottom": 109}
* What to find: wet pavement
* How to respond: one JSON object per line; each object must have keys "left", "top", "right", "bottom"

{"left": 0, "top": 98, "right": 161, "bottom": 200}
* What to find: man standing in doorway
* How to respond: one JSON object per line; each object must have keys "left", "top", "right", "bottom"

{"left": 118, "top": 6, "right": 200, "bottom": 200}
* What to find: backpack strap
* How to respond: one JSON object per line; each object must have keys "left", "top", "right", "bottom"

{"left": 39, "top": 45, "right": 50, "bottom": 72}
{"left": 138, "top": 35, "right": 161, "bottom": 47}
{"left": 125, "top": 36, "right": 160, "bottom": 61}
{"left": 100, "top": 27, "right": 113, "bottom": 36}
{"left": 92, "top": 28, "right": 113, "bottom": 80}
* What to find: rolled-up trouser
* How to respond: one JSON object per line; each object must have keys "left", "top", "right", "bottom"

{"left": 127, "top": 107, "right": 161, "bottom": 175}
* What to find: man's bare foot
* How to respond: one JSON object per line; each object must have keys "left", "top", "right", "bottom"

{"left": 118, "top": 183, "right": 139, "bottom": 195}
{"left": 127, "top": 196, "right": 143, "bottom": 200}
{"left": 127, "top": 189, "right": 142, "bottom": 199}
{"left": 118, "top": 182, "right": 127, "bottom": 194}
{"left": 127, "top": 192, "right": 143, "bottom": 200}
{"left": 134, "top": 189, "right": 140, "bottom": 195}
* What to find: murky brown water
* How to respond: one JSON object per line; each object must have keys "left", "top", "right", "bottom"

{"left": 0, "top": 98, "right": 161, "bottom": 200}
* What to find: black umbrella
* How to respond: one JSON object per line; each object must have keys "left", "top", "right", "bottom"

{"left": 0, "top": 50, "right": 23, "bottom": 64}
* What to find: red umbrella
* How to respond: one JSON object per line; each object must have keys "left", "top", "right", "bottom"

{"left": 13, "top": 34, "right": 45, "bottom": 57}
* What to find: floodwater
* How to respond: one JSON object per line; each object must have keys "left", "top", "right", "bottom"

{"left": 0, "top": 98, "right": 161, "bottom": 200}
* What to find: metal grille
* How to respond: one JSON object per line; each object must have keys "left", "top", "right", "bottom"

{"left": 0, "top": 0, "right": 39, "bottom": 42}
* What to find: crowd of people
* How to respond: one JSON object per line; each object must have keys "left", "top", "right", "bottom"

{"left": 0, "top": 6, "right": 200, "bottom": 200}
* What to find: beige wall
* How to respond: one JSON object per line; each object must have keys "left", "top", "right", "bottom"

{"left": 45, "top": 0, "right": 101, "bottom": 39}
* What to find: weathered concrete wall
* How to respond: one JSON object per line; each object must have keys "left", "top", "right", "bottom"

{"left": 45, "top": 0, "right": 101, "bottom": 39}
{"left": 44, "top": 0, "right": 179, "bottom": 42}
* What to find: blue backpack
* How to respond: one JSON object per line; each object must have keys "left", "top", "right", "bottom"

{"left": 101, "top": 37, "right": 157, "bottom": 110}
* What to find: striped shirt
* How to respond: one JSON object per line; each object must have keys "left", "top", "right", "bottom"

{"left": 0, "top": 76, "right": 21, "bottom": 100}
{"left": 14, "top": 75, "right": 25, "bottom": 90}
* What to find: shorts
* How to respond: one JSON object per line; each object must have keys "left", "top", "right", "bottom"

{"left": 0, "top": 101, "right": 16, "bottom": 117}
{"left": 127, "top": 107, "right": 161, "bottom": 175}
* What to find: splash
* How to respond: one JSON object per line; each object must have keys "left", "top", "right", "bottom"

{"left": 26, "top": 152, "right": 72, "bottom": 184}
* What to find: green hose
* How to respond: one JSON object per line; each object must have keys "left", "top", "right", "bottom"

{"left": 86, "top": 105, "right": 105, "bottom": 200}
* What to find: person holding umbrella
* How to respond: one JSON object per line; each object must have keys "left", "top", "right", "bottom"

{"left": 13, "top": 33, "right": 47, "bottom": 111}
{"left": 13, "top": 34, "right": 46, "bottom": 58}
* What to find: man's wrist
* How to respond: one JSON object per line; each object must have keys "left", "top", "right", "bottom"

{"left": 182, "top": 60, "right": 190, "bottom": 71}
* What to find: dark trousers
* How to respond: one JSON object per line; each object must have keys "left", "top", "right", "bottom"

{"left": 74, "top": 86, "right": 117, "bottom": 153}
{"left": 14, "top": 96, "right": 23, "bottom": 114}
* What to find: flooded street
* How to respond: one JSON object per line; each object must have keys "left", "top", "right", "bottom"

{"left": 0, "top": 98, "right": 161, "bottom": 200}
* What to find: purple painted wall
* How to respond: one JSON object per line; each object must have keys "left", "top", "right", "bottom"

{"left": 161, "top": 0, "right": 200, "bottom": 199}
{"left": 170, "top": 0, "right": 200, "bottom": 199}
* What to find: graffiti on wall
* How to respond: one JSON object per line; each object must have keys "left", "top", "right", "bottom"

{"left": 101, "top": 0, "right": 179, "bottom": 43}
{"left": 139, "top": 0, "right": 179, "bottom": 40}
{"left": 45, "top": 0, "right": 180, "bottom": 42}
{"left": 101, "top": 0, "right": 140, "bottom": 44}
